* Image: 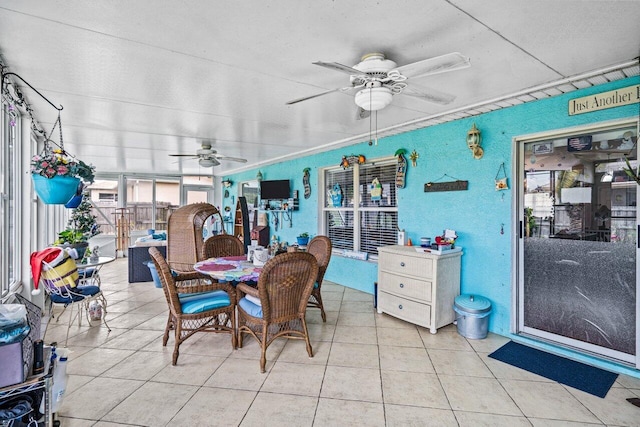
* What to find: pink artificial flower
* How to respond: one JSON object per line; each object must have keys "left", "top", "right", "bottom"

{"left": 45, "top": 167, "right": 57, "bottom": 178}
{"left": 56, "top": 165, "right": 69, "bottom": 175}
{"left": 41, "top": 161, "right": 49, "bottom": 168}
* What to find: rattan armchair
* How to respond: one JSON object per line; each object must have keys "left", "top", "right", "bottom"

{"left": 236, "top": 252, "right": 319, "bottom": 372}
{"left": 201, "top": 234, "right": 245, "bottom": 259}
{"left": 149, "top": 246, "right": 236, "bottom": 365}
{"left": 306, "top": 235, "right": 333, "bottom": 322}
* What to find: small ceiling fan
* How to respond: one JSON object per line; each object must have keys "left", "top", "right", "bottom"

{"left": 287, "top": 52, "right": 471, "bottom": 118}
{"left": 169, "top": 141, "right": 247, "bottom": 168}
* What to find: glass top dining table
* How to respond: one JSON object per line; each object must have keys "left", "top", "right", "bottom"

{"left": 193, "top": 256, "right": 262, "bottom": 283}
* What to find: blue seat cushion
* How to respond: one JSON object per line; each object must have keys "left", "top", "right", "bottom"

{"left": 50, "top": 285, "right": 101, "bottom": 304}
{"left": 239, "top": 297, "right": 263, "bottom": 318}
{"left": 178, "top": 290, "right": 227, "bottom": 303}
{"left": 180, "top": 290, "right": 231, "bottom": 314}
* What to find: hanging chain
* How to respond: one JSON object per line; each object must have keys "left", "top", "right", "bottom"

{"left": 43, "top": 111, "right": 65, "bottom": 153}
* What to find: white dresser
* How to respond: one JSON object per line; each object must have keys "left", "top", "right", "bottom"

{"left": 377, "top": 245, "right": 462, "bottom": 333}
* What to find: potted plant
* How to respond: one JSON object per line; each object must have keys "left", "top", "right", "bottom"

{"left": 54, "top": 194, "right": 101, "bottom": 259}
{"left": 31, "top": 147, "right": 95, "bottom": 204}
{"left": 296, "top": 232, "right": 310, "bottom": 246}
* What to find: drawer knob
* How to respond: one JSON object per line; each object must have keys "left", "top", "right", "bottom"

{"left": 398, "top": 304, "right": 403, "bottom": 310}
{"left": 400, "top": 262, "right": 405, "bottom": 267}
{"left": 399, "top": 283, "right": 404, "bottom": 288}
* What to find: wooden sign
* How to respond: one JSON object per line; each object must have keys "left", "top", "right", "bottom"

{"left": 424, "top": 180, "right": 468, "bottom": 192}
{"left": 568, "top": 84, "right": 640, "bottom": 116}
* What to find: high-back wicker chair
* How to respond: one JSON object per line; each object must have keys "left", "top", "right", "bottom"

{"left": 201, "top": 234, "right": 245, "bottom": 260}
{"left": 236, "top": 252, "right": 319, "bottom": 372}
{"left": 306, "top": 235, "right": 333, "bottom": 322}
{"left": 167, "top": 203, "right": 224, "bottom": 272}
{"left": 149, "top": 246, "right": 236, "bottom": 365}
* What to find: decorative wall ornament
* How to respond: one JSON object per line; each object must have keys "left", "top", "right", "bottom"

{"left": 394, "top": 149, "right": 407, "bottom": 189}
{"left": 330, "top": 183, "right": 343, "bottom": 207}
{"left": 424, "top": 174, "right": 469, "bottom": 192}
{"left": 495, "top": 162, "right": 509, "bottom": 191}
{"left": 370, "top": 178, "right": 382, "bottom": 201}
{"left": 340, "top": 154, "right": 366, "bottom": 169}
{"left": 303, "top": 167, "right": 311, "bottom": 199}
{"left": 409, "top": 150, "right": 419, "bottom": 167}
{"left": 466, "top": 123, "right": 484, "bottom": 159}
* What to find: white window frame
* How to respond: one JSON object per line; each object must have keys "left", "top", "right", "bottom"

{"left": 320, "top": 156, "right": 398, "bottom": 259}
{"left": 1, "top": 100, "right": 22, "bottom": 298}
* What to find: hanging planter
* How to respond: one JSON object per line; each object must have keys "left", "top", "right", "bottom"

{"left": 30, "top": 112, "right": 95, "bottom": 205}
{"left": 32, "top": 174, "right": 80, "bottom": 204}
{"left": 64, "top": 194, "right": 83, "bottom": 209}
{"left": 64, "top": 182, "right": 86, "bottom": 208}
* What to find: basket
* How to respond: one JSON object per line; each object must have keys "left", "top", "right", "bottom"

{"left": 8, "top": 293, "right": 42, "bottom": 379}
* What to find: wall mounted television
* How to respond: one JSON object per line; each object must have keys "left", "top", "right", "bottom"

{"left": 260, "top": 179, "right": 290, "bottom": 200}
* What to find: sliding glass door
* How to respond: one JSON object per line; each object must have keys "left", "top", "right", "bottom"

{"left": 517, "top": 120, "right": 639, "bottom": 367}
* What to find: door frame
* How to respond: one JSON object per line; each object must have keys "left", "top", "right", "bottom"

{"left": 512, "top": 117, "right": 640, "bottom": 369}
{"left": 182, "top": 184, "right": 214, "bottom": 205}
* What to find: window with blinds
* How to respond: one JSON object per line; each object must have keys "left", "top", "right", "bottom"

{"left": 322, "top": 158, "right": 398, "bottom": 258}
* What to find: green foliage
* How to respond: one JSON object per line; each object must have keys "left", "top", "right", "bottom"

{"left": 298, "top": 232, "right": 309, "bottom": 238}
{"left": 54, "top": 229, "right": 86, "bottom": 245}
{"left": 55, "top": 194, "right": 101, "bottom": 244}
{"left": 524, "top": 207, "right": 537, "bottom": 236}
{"left": 623, "top": 156, "right": 640, "bottom": 185}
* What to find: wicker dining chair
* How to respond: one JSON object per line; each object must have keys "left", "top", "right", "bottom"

{"left": 306, "top": 235, "right": 333, "bottom": 322}
{"left": 201, "top": 234, "right": 245, "bottom": 259}
{"left": 149, "top": 246, "right": 236, "bottom": 365}
{"left": 236, "top": 252, "right": 319, "bottom": 372}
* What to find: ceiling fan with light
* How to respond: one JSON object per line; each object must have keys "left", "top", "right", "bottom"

{"left": 169, "top": 141, "right": 247, "bottom": 168}
{"left": 287, "top": 52, "right": 471, "bottom": 117}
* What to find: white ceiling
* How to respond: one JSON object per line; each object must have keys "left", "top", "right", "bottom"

{"left": 0, "top": 1, "right": 638, "bottom": 176}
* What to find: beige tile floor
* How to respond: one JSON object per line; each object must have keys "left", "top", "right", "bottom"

{"left": 43, "top": 258, "right": 640, "bottom": 426}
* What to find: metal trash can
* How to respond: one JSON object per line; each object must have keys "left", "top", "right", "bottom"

{"left": 453, "top": 294, "right": 491, "bottom": 339}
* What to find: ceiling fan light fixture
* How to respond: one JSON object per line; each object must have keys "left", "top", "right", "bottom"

{"left": 355, "top": 87, "right": 393, "bottom": 111}
{"left": 198, "top": 158, "right": 216, "bottom": 168}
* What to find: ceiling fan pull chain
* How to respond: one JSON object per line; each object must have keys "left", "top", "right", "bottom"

{"left": 368, "top": 88, "right": 373, "bottom": 146}
{"left": 375, "top": 110, "right": 378, "bottom": 146}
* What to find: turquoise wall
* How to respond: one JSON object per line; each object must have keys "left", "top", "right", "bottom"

{"left": 225, "top": 76, "right": 640, "bottom": 375}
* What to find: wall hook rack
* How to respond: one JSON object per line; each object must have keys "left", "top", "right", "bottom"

{"left": 1, "top": 71, "right": 64, "bottom": 111}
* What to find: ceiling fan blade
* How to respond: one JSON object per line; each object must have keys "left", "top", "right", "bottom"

{"left": 215, "top": 155, "right": 248, "bottom": 163}
{"left": 394, "top": 52, "right": 470, "bottom": 79}
{"left": 356, "top": 107, "right": 370, "bottom": 121}
{"left": 169, "top": 154, "right": 198, "bottom": 158}
{"left": 286, "top": 86, "right": 353, "bottom": 105}
{"left": 313, "top": 61, "right": 369, "bottom": 77}
{"left": 403, "top": 83, "right": 456, "bottom": 105}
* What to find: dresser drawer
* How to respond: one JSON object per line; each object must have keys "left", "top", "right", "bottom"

{"left": 378, "top": 271, "right": 432, "bottom": 302}
{"left": 380, "top": 252, "right": 433, "bottom": 278}
{"left": 378, "top": 291, "right": 431, "bottom": 328}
